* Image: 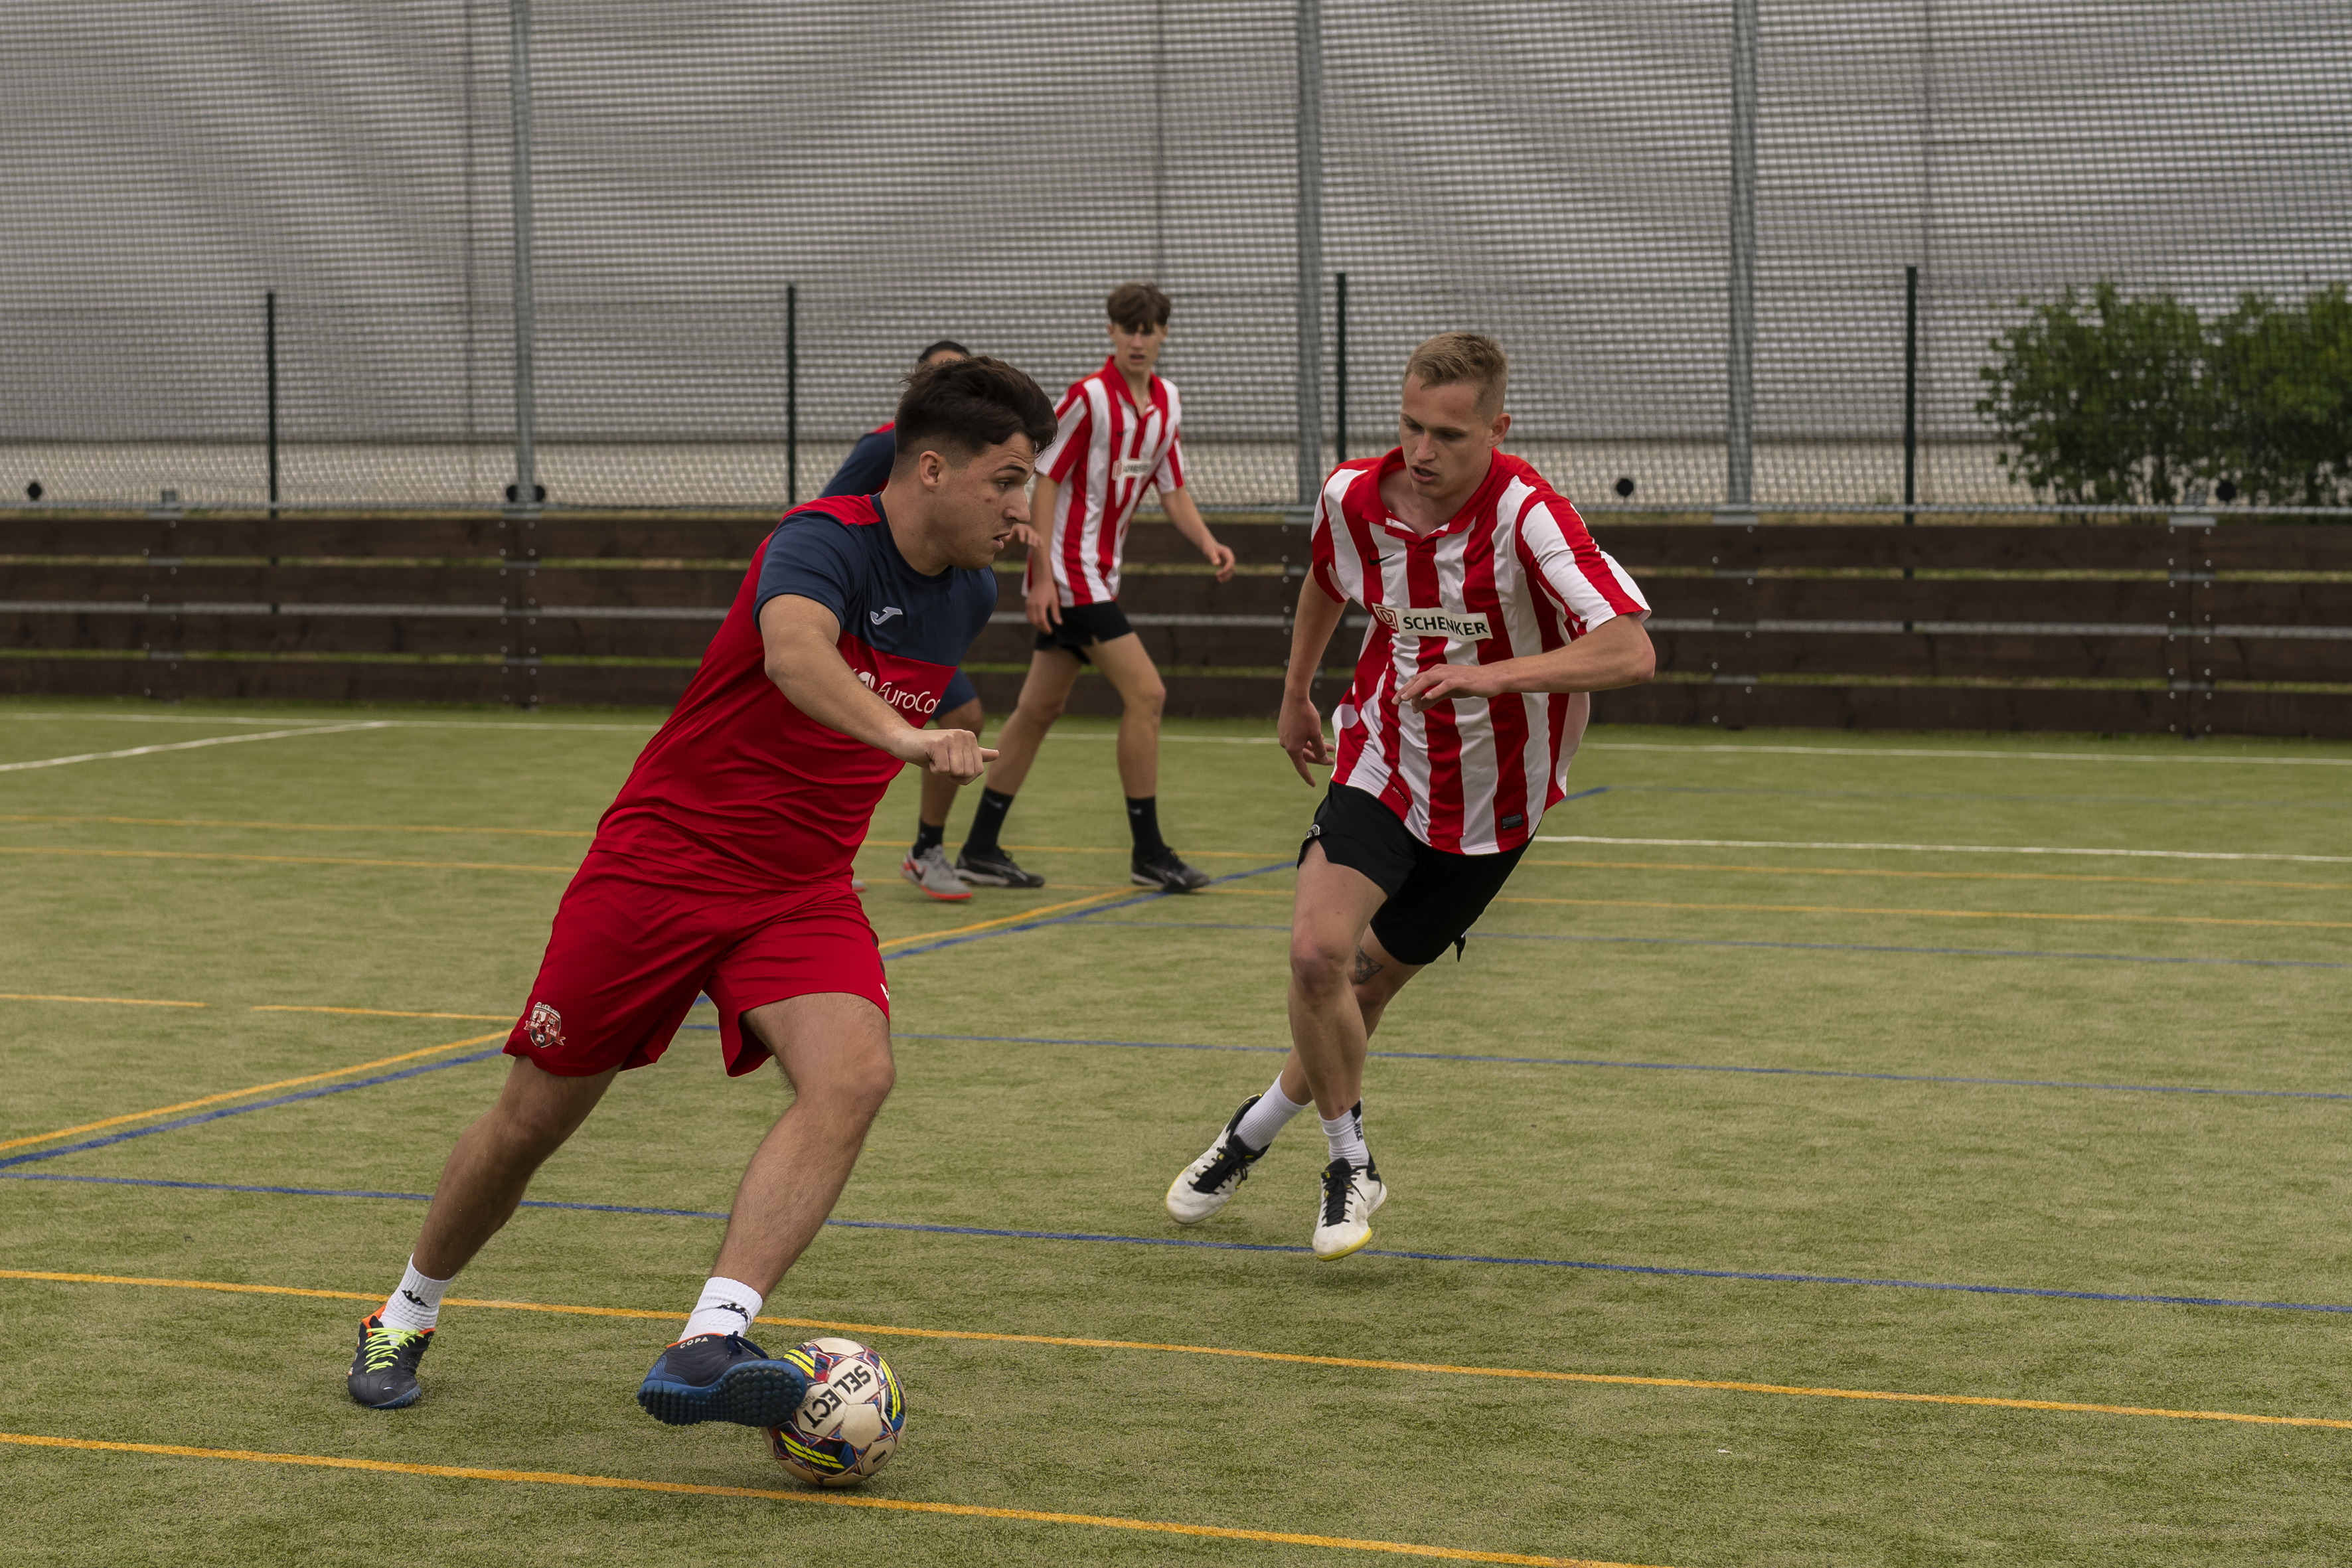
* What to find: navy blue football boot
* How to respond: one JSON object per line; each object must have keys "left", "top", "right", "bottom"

{"left": 635, "top": 1332, "right": 812, "bottom": 1427}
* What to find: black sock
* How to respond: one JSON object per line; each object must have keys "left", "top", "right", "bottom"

{"left": 912, "top": 820, "right": 944, "bottom": 856}
{"left": 963, "top": 787, "right": 1015, "bottom": 856}
{"left": 1126, "top": 796, "right": 1168, "bottom": 860}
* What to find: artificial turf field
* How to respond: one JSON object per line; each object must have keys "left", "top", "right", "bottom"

{"left": 3, "top": 695, "right": 2351, "bottom": 1567}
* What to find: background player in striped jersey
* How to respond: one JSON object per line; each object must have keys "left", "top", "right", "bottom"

{"left": 955, "top": 281, "right": 1237, "bottom": 894}
{"left": 1164, "top": 333, "right": 1656, "bottom": 1259}
{"left": 821, "top": 338, "right": 1038, "bottom": 903}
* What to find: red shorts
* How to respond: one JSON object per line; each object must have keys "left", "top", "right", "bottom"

{"left": 504, "top": 851, "right": 889, "bottom": 1078}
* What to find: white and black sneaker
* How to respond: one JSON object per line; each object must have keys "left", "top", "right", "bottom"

{"left": 1311, "top": 1157, "right": 1387, "bottom": 1261}
{"left": 1165, "top": 1097, "right": 1269, "bottom": 1223}
{"left": 955, "top": 847, "right": 1044, "bottom": 888}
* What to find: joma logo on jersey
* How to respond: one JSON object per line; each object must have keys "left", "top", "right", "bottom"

{"left": 856, "top": 669, "right": 941, "bottom": 716}
{"left": 1370, "top": 603, "right": 1491, "bottom": 641}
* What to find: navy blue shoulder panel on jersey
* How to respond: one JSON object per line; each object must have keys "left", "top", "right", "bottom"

{"left": 753, "top": 496, "right": 994, "bottom": 666}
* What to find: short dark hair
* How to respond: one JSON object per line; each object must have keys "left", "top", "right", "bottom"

{"left": 1106, "top": 281, "right": 1172, "bottom": 331}
{"left": 891, "top": 356, "right": 1058, "bottom": 472}
{"left": 915, "top": 339, "right": 971, "bottom": 363}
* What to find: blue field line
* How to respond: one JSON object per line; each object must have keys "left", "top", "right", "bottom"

{"left": 1557, "top": 785, "right": 1610, "bottom": 803}
{"left": 1077, "top": 917, "right": 2352, "bottom": 972}
{"left": 0, "top": 1050, "right": 506, "bottom": 1170}
{"left": 886, "top": 1031, "right": 2352, "bottom": 1104}
{"left": 7, "top": 1166, "right": 2347, "bottom": 1314}
{"left": 880, "top": 860, "right": 1293, "bottom": 960}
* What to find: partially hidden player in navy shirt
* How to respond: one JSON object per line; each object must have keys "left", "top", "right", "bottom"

{"left": 821, "top": 338, "right": 1012, "bottom": 902}
{"left": 345, "top": 356, "right": 1058, "bottom": 1427}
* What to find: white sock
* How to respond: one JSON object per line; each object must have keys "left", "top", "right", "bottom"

{"left": 380, "top": 1257, "right": 450, "bottom": 1334}
{"left": 1233, "top": 1076, "right": 1311, "bottom": 1151}
{"left": 1322, "top": 1103, "right": 1368, "bottom": 1168}
{"left": 680, "top": 1276, "right": 766, "bottom": 1342}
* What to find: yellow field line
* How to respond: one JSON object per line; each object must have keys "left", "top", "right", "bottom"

{"left": 7, "top": 1270, "right": 2347, "bottom": 1435}
{"left": 1525, "top": 856, "right": 2352, "bottom": 894}
{"left": 250, "top": 1006, "right": 511, "bottom": 1021}
{"left": 0, "top": 813, "right": 591, "bottom": 839}
{"left": 1490, "top": 894, "right": 2352, "bottom": 931}
{"left": 875, "top": 887, "right": 1143, "bottom": 950}
{"left": 0, "top": 1033, "right": 507, "bottom": 1151}
{"left": 0, "top": 1433, "right": 1644, "bottom": 1567}
{"left": 0, "top": 992, "right": 208, "bottom": 1009}
{"left": 0, "top": 846, "right": 577, "bottom": 874}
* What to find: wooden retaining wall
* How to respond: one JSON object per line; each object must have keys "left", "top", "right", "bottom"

{"left": 3, "top": 511, "right": 2348, "bottom": 736}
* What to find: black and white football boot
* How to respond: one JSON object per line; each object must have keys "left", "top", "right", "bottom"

{"left": 1131, "top": 848, "right": 1210, "bottom": 893}
{"left": 1164, "top": 1096, "right": 1269, "bottom": 1223}
{"left": 1310, "top": 1156, "right": 1387, "bottom": 1261}
{"left": 954, "top": 847, "right": 1045, "bottom": 888}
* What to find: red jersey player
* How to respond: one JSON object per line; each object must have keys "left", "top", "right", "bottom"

{"left": 347, "top": 357, "right": 1058, "bottom": 1423}
{"left": 953, "top": 281, "right": 1237, "bottom": 894}
{"left": 1164, "top": 333, "right": 1656, "bottom": 1259}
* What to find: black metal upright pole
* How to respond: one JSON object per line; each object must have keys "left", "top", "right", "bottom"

{"left": 787, "top": 283, "right": 800, "bottom": 507}
{"left": 265, "top": 289, "right": 279, "bottom": 517}
{"left": 1333, "top": 270, "right": 1348, "bottom": 463}
{"left": 1903, "top": 263, "right": 1919, "bottom": 529}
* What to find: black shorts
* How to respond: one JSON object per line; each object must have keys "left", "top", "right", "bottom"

{"left": 1034, "top": 599, "right": 1135, "bottom": 662}
{"left": 1298, "top": 784, "right": 1527, "bottom": 966}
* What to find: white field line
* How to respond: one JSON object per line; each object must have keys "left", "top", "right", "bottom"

{"left": 1534, "top": 834, "right": 2352, "bottom": 866}
{"left": 1585, "top": 742, "right": 2352, "bottom": 767}
{"left": 0, "top": 722, "right": 396, "bottom": 773}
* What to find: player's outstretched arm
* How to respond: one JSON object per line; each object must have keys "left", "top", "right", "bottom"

{"left": 1279, "top": 580, "right": 1348, "bottom": 785}
{"left": 1023, "top": 475, "right": 1063, "bottom": 631}
{"left": 757, "top": 593, "right": 996, "bottom": 781}
{"left": 1397, "top": 613, "right": 1656, "bottom": 712}
{"left": 1160, "top": 489, "right": 1235, "bottom": 582}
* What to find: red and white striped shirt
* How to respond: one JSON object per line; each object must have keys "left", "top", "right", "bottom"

{"left": 1028, "top": 358, "right": 1188, "bottom": 607}
{"left": 1310, "top": 449, "right": 1648, "bottom": 856}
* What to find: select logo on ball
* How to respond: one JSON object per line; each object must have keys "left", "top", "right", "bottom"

{"left": 764, "top": 1337, "right": 905, "bottom": 1487}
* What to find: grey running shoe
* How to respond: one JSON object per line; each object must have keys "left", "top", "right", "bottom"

{"left": 348, "top": 1314, "right": 433, "bottom": 1409}
{"left": 1132, "top": 849, "right": 1210, "bottom": 893}
{"left": 955, "top": 847, "right": 1044, "bottom": 888}
{"left": 900, "top": 844, "right": 973, "bottom": 902}
{"left": 1165, "top": 1097, "right": 1269, "bottom": 1223}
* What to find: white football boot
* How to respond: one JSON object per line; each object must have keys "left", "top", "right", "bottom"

{"left": 1310, "top": 1158, "right": 1387, "bottom": 1260}
{"left": 1164, "top": 1097, "right": 1269, "bottom": 1223}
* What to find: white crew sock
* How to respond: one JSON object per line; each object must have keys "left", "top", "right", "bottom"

{"left": 1233, "top": 1076, "right": 1312, "bottom": 1152}
{"left": 1322, "top": 1103, "right": 1368, "bottom": 1168}
{"left": 380, "top": 1257, "right": 451, "bottom": 1334}
{"left": 680, "top": 1276, "right": 767, "bottom": 1342}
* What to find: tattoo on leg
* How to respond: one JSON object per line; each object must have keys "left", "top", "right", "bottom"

{"left": 1350, "top": 946, "right": 1385, "bottom": 984}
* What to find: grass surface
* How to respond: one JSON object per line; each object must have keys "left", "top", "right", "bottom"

{"left": 4, "top": 695, "right": 2352, "bottom": 1566}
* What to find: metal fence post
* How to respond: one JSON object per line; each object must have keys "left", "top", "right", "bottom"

{"left": 508, "top": 0, "right": 537, "bottom": 514}
{"left": 1722, "top": 0, "right": 1757, "bottom": 520}
{"left": 1294, "top": 0, "right": 1324, "bottom": 505}
{"left": 265, "top": 289, "right": 279, "bottom": 517}
{"left": 1903, "top": 263, "right": 1919, "bottom": 529}
{"left": 787, "top": 282, "right": 799, "bottom": 506}
{"left": 1333, "top": 270, "right": 1348, "bottom": 463}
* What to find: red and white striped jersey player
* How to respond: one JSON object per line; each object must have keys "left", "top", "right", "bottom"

{"left": 1164, "top": 331, "right": 1656, "bottom": 1261}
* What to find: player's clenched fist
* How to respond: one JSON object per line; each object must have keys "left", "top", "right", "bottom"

{"left": 902, "top": 726, "right": 994, "bottom": 783}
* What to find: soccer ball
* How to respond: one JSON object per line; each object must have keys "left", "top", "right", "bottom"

{"left": 765, "top": 1338, "right": 905, "bottom": 1486}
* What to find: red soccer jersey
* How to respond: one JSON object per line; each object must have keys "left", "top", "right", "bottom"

{"left": 1309, "top": 449, "right": 1650, "bottom": 856}
{"left": 593, "top": 495, "right": 995, "bottom": 892}
{"left": 1027, "top": 358, "right": 1188, "bottom": 607}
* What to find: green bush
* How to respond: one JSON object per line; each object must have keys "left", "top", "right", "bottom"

{"left": 1976, "top": 279, "right": 2352, "bottom": 509}
{"left": 2206, "top": 283, "right": 2352, "bottom": 507}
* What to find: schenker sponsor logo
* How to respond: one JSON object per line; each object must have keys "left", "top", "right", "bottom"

{"left": 1370, "top": 603, "right": 1491, "bottom": 642}
{"left": 858, "top": 668, "right": 941, "bottom": 717}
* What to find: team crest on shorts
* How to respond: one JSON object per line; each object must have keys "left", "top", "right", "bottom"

{"left": 526, "top": 1001, "right": 567, "bottom": 1050}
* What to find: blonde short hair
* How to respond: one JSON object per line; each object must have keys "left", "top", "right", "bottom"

{"left": 1403, "top": 331, "right": 1509, "bottom": 414}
